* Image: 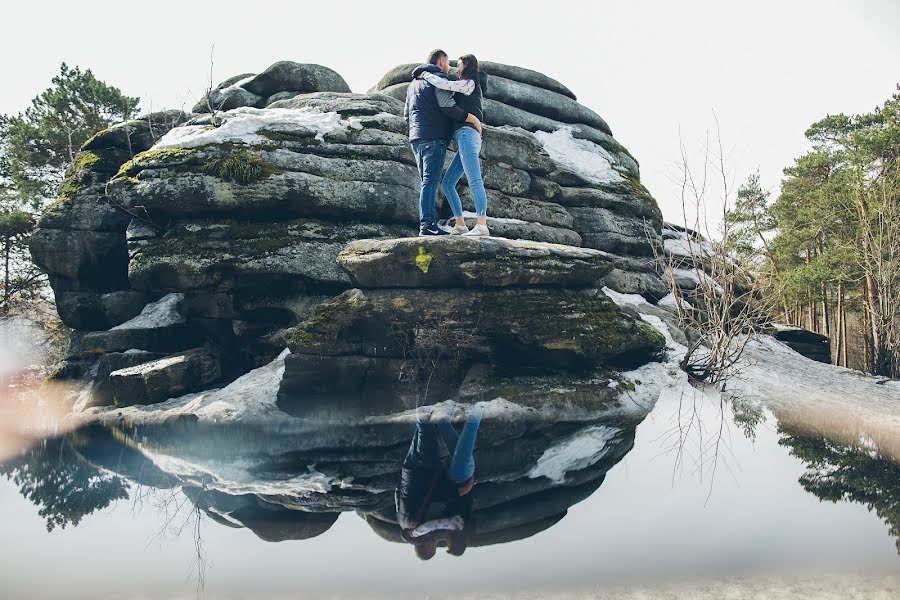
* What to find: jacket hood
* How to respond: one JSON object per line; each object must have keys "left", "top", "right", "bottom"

{"left": 411, "top": 64, "right": 444, "bottom": 78}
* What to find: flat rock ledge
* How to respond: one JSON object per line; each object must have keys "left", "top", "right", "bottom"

{"left": 337, "top": 236, "right": 613, "bottom": 289}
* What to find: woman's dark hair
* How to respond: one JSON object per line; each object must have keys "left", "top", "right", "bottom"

{"left": 457, "top": 54, "right": 479, "bottom": 82}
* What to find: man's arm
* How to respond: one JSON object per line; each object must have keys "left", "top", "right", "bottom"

{"left": 421, "top": 72, "right": 475, "bottom": 95}
{"left": 403, "top": 87, "right": 410, "bottom": 126}
{"left": 435, "top": 88, "right": 468, "bottom": 122}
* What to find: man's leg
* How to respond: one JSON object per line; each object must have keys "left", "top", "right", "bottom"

{"left": 410, "top": 141, "right": 427, "bottom": 225}
{"left": 403, "top": 403, "right": 443, "bottom": 468}
{"left": 419, "top": 139, "right": 447, "bottom": 227}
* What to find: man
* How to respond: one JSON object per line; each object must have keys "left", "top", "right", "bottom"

{"left": 395, "top": 403, "right": 482, "bottom": 559}
{"left": 404, "top": 49, "right": 481, "bottom": 236}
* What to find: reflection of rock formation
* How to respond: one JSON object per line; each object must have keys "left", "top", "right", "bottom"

{"left": 9, "top": 387, "right": 649, "bottom": 547}
{"left": 778, "top": 423, "right": 900, "bottom": 553}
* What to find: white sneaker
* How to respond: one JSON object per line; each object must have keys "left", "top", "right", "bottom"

{"left": 449, "top": 222, "right": 470, "bottom": 235}
{"left": 462, "top": 224, "right": 490, "bottom": 237}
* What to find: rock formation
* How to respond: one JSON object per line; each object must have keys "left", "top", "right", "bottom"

{"left": 29, "top": 59, "right": 668, "bottom": 410}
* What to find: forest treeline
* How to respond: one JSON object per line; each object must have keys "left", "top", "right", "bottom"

{"left": 728, "top": 87, "right": 899, "bottom": 377}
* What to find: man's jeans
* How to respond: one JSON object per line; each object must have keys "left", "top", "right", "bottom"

{"left": 411, "top": 138, "right": 448, "bottom": 226}
{"left": 404, "top": 404, "right": 483, "bottom": 484}
{"left": 441, "top": 127, "right": 487, "bottom": 218}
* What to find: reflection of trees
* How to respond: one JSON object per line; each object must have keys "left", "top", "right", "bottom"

{"left": 778, "top": 424, "right": 900, "bottom": 553}
{"left": 0, "top": 434, "right": 129, "bottom": 531}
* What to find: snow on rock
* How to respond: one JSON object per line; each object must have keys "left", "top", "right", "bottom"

{"left": 534, "top": 126, "right": 624, "bottom": 184}
{"left": 152, "top": 106, "right": 358, "bottom": 150}
{"left": 658, "top": 292, "right": 693, "bottom": 311}
{"left": 528, "top": 425, "right": 621, "bottom": 483}
{"left": 219, "top": 75, "right": 255, "bottom": 94}
{"left": 139, "top": 444, "right": 361, "bottom": 496}
{"left": 664, "top": 237, "right": 713, "bottom": 259}
{"left": 601, "top": 286, "right": 653, "bottom": 309}
{"left": 111, "top": 293, "right": 185, "bottom": 330}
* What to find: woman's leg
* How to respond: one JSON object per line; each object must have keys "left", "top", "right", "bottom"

{"left": 456, "top": 128, "right": 488, "bottom": 226}
{"left": 440, "top": 152, "right": 466, "bottom": 222}
{"left": 447, "top": 406, "right": 483, "bottom": 484}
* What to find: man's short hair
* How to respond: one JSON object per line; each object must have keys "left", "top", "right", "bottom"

{"left": 427, "top": 49, "right": 447, "bottom": 65}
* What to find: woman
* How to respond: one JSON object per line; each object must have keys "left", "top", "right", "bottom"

{"left": 420, "top": 54, "right": 490, "bottom": 236}
{"left": 395, "top": 403, "right": 483, "bottom": 559}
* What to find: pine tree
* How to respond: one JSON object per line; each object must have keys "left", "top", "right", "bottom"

{"left": 0, "top": 63, "right": 139, "bottom": 209}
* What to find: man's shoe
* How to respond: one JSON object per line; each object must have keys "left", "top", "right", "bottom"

{"left": 462, "top": 224, "right": 490, "bottom": 237}
{"left": 419, "top": 223, "right": 450, "bottom": 236}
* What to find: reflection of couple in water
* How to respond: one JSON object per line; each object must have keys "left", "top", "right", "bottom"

{"left": 395, "top": 401, "right": 483, "bottom": 559}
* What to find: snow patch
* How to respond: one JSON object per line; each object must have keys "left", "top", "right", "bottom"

{"left": 658, "top": 292, "right": 693, "bottom": 311}
{"left": 111, "top": 293, "right": 185, "bottom": 330}
{"left": 528, "top": 425, "right": 620, "bottom": 483}
{"left": 219, "top": 75, "right": 255, "bottom": 94}
{"left": 533, "top": 126, "right": 624, "bottom": 184}
{"left": 152, "top": 106, "right": 350, "bottom": 149}
{"left": 601, "top": 286, "right": 652, "bottom": 308}
{"left": 664, "top": 237, "right": 713, "bottom": 259}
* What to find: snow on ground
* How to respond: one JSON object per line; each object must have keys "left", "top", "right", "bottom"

{"left": 533, "top": 126, "right": 624, "bottom": 184}
{"left": 731, "top": 336, "right": 900, "bottom": 459}
{"left": 152, "top": 106, "right": 360, "bottom": 149}
{"left": 528, "top": 425, "right": 620, "bottom": 483}
{"left": 111, "top": 293, "right": 185, "bottom": 330}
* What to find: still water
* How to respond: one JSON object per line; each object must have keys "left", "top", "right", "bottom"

{"left": 1, "top": 384, "right": 898, "bottom": 599}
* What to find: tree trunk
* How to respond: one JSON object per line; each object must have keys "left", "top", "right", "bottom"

{"left": 840, "top": 296, "right": 848, "bottom": 368}
{"left": 2, "top": 236, "right": 10, "bottom": 310}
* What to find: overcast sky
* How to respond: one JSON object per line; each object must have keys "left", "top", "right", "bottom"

{"left": 2, "top": 0, "right": 897, "bottom": 225}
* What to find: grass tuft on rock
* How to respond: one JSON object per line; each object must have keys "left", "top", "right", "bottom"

{"left": 200, "top": 151, "right": 281, "bottom": 184}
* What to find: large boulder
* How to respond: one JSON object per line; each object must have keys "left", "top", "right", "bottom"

{"left": 772, "top": 325, "right": 831, "bottom": 364}
{"left": 337, "top": 237, "right": 613, "bottom": 289}
{"left": 128, "top": 219, "right": 415, "bottom": 293}
{"left": 284, "top": 287, "right": 664, "bottom": 370}
{"left": 242, "top": 61, "right": 351, "bottom": 97}
{"left": 107, "top": 347, "right": 222, "bottom": 406}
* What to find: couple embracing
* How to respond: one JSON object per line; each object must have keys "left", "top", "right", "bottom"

{"left": 404, "top": 49, "right": 490, "bottom": 237}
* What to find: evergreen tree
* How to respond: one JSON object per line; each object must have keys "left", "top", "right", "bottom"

{"left": 0, "top": 63, "right": 139, "bottom": 209}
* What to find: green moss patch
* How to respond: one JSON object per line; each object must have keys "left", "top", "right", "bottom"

{"left": 116, "top": 147, "right": 197, "bottom": 179}
{"left": 199, "top": 151, "right": 281, "bottom": 184}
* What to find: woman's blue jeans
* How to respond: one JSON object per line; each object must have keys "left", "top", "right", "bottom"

{"left": 405, "top": 404, "right": 483, "bottom": 484}
{"left": 440, "top": 127, "right": 488, "bottom": 218}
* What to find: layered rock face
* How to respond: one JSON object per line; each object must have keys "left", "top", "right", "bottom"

{"left": 29, "top": 59, "right": 668, "bottom": 406}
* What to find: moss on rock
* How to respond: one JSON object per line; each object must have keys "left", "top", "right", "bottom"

{"left": 200, "top": 151, "right": 282, "bottom": 183}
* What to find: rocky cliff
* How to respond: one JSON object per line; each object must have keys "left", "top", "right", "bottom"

{"left": 28, "top": 59, "right": 672, "bottom": 408}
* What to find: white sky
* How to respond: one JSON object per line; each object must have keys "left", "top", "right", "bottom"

{"left": 2, "top": 0, "right": 898, "bottom": 225}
